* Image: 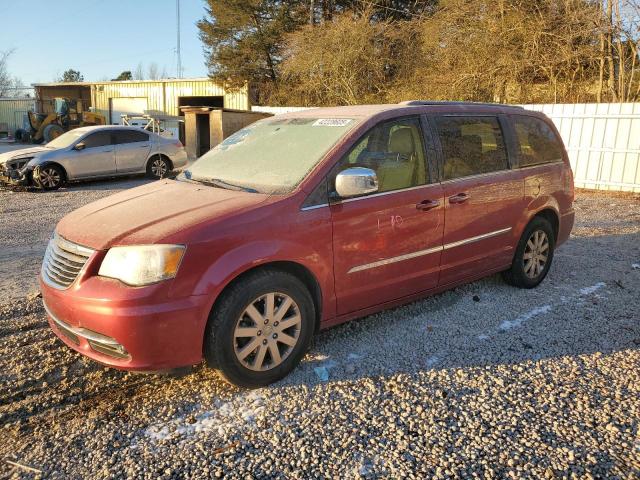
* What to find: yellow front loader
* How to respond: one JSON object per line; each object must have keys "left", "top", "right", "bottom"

{"left": 27, "top": 98, "right": 106, "bottom": 143}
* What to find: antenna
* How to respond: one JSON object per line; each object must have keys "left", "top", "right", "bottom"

{"left": 176, "top": 0, "right": 182, "bottom": 78}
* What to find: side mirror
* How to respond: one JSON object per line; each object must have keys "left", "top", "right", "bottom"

{"left": 334, "top": 167, "right": 378, "bottom": 198}
{"left": 74, "top": 142, "right": 86, "bottom": 151}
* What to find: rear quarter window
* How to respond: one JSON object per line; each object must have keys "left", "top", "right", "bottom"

{"left": 512, "top": 115, "right": 564, "bottom": 167}
{"left": 114, "top": 130, "right": 149, "bottom": 144}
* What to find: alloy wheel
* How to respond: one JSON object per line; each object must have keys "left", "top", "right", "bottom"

{"left": 151, "top": 158, "right": 168, "bottom": 177}
{"left": 40, "top": 167, "right": 61, "bottom": 188}
{"left": 233, "top": 292, "right": 302, "bottom": 371}
{"left": 523, "top": 230, "right": 549, "bottom": 279}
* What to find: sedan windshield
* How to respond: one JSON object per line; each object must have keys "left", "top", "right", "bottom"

{"left": 46, "top": 130, "right": 86, "bottom": 149}
{"left": 181, "top": 117, "right": 357, "bottom": 194}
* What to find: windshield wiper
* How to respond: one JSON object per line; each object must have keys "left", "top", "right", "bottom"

{"left": 206, "top": 178, "right": 258, "bottom": 193}
{"left": 182, "top": 175, "right": 257, "bottom": 193}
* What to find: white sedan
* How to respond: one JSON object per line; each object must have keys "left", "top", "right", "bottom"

{"left": 0, "top": 125, "right": 188, "bottom": 190}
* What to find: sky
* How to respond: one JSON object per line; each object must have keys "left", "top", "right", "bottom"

{"left": 2, "top": 0, "right": 210, "bottom": 88}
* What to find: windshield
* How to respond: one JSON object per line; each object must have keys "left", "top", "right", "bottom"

{"left": 46, "top": 129, "right": 86, "bottom": 149}
{"left": 181, "top": 116, "right": 357, "bottom": 194}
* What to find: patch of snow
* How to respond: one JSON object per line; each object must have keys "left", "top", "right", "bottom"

{"left": 477, "top": 334, "right": 490, "bottom": 341}
{"left": 499, "top": 305, "right": 552, "bottom": 331}
{"left": 425, "top": 355, "right": 439, "bottom": 367}
{"left": 314, "top": 366, "right": 330, "bottom": 381}
{"left": 144, "top": 392, "right": 267, "bottom": 442}
{"left": 579, "top": 282, "right": 606, "bottom": 295}
{"left": 632, "top": 263, "right": 640, "bottom": 270}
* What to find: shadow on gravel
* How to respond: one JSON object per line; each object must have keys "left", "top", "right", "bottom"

{"left": 281, "top": 231, "right": 640, "bottom": 387}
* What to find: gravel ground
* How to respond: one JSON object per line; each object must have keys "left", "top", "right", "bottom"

{"left": 0, "top": 178, "right": 639, "bottom": 478}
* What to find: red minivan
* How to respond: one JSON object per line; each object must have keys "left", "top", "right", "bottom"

{"left": 40, "top": 102, "right": 574, "bottom": 387}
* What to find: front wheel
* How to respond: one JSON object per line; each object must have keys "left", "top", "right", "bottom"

{"left": 204, "top": 270, "right": 315, "bottom": 388}
{"left": 35, "top": 164, "right": 65, "bottom": 191}
{"left": 502, "top": 217, "right": 555, "bottom": 289}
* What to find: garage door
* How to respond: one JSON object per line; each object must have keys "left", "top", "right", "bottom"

{"left": 110, "top": 97, "right": 148, "bottom": 124}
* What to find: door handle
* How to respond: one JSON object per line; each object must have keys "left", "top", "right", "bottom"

{"left": 416, "top": 199, "right": 440, "bottom": 211}
{"left": 448, "top": 193, "right": 469, "bottom": 204}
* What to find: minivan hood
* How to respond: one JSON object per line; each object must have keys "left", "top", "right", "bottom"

{"left": 0, "top": 146, "right": 50, "bottom": 165}
{"left": 56, "top": 180, "right": 270, "bottom": 250}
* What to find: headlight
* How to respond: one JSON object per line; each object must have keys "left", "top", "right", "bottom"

{"left": 98, "top": 245, "right": 185, "bottom": 286}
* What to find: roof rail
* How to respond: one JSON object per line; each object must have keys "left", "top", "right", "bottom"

{"left": 399, "top": 100, "right": 523, "bottom": 109}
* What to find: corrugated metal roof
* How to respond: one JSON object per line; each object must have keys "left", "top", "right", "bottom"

{"left": 31, "top": 77, "right": 219, "bottom": 87}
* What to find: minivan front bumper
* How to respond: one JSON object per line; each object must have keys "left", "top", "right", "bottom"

{"left": 40, "top": 276, "right": 211, "bottom": 372}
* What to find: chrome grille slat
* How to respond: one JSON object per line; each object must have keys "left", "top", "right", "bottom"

{"left": 50, "top": 247, "right": 86, "bottom": 266}
{"left": 46, "top": 263, "right": 77, "bottom": 281}
{"left": 44, "top": 251, "right": 79, "bottom": 275}
{"left": 51, "top": 243, "right": 90, "bottom": 264}
{"left": 41, "top": 233, "right": 95, "bottom": 289}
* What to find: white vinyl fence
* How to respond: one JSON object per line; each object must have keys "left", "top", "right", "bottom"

{"left": 254, "top": 103, "right": 640, "bottom": 193}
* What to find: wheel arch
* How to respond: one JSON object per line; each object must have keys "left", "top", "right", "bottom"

{"left": 207, "top": 260, "right": 323, "bottom": 336}
{"left": 532, "top": 208, "right": 559, "bottom": 241}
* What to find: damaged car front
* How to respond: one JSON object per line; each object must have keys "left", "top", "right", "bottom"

{"left": 0, "top": 147, "right": 50, "bottom": 187}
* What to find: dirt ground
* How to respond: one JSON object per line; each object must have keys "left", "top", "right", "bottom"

{"left": 0, "top": 173, "right": 639, "bottom": 478}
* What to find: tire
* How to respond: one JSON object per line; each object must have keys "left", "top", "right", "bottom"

{"left": 204, "top": 269, "right": 315, "bottom": 388}
{"left": 14, "top": 129, "right": 25, "bottom": 141}
{"left": 43, "top": 124, "right": 65, "bottom": 143}
{"left": 146, "top": 155, "right": 171, "bottom": 179}
{"left": 35, "top": 164, "right": 65, "bottom": 191}
{"left": 502, "top": 216, "right": 555, "bottom": 289}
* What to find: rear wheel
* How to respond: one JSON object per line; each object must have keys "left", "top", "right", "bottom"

{"left": 204, "top": 270, "right": 315, "bottom": 388}
{"left": 146, "top": 155, "right": 171, "bottom": 178}
{"left": 35, "top": 164, "right": 65, "bottom": 191}
{"left": 502, "top": 217, "right": 555, "bottom": 288}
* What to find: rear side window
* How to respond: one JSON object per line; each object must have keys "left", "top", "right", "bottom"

{"left": 336, "top": 116, "right": 429, "bottom": 193}
{"left": 81, "top": 131, "right": 112, "bottom": 148}
{"left": 114, "top": 130, "right": 149, "bottom": 144}
{"left": 512, "top": 116, "right": 564, "bottom": 167}
{"left": 434, "top": 116, "right": 508, "bottom": 180}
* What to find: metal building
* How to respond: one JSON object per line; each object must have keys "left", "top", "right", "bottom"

{"left": 32, "top": 78, "right": 251, "bottom": 142}
{"left": 0, "top": 98, "right": 35, "bottom": 137}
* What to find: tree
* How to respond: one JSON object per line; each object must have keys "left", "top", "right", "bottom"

{"left": 197, "top": 0, "right": 308, "bottom": 88}
{"left": 0, "top": 49, "right": 27, "bottom": 97}
{"left": 59, "top": 69, "right": 84, "bottom": 82}
{"left": 134, "top": 62, "right": 145, "bottom": 80}
{"left": 112, "top": 71, "right": 132, "bottom": 81}
{"left": 147, "top": 62, "right": 160, "bottom": 80}
{"left": 278, "top": 10, "right": 400, "bottom": 105}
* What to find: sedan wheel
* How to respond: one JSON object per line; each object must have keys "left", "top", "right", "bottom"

{"left": 148, "top": 156, "right": 169, "bottom": 178}
{"left": 233, "top": 292, "right": 302, "bottom": 372}
{"left": 523, "top": 230, "right": 549, "bottom": 279}
{"left": 37, "top": 165, "right": 64, "bottom": 190}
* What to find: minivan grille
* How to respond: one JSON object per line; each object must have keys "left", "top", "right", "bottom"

{"left": 42, "top": 233, "right": 94, "bottom": 289}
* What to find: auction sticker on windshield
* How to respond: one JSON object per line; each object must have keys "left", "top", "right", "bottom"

{"left": 312, "top": 118, "right": 353, "bottom": 127}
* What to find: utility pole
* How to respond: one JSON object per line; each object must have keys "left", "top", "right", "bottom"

{"left": 176, "top": 0, "right": 182, "bottom": 78}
